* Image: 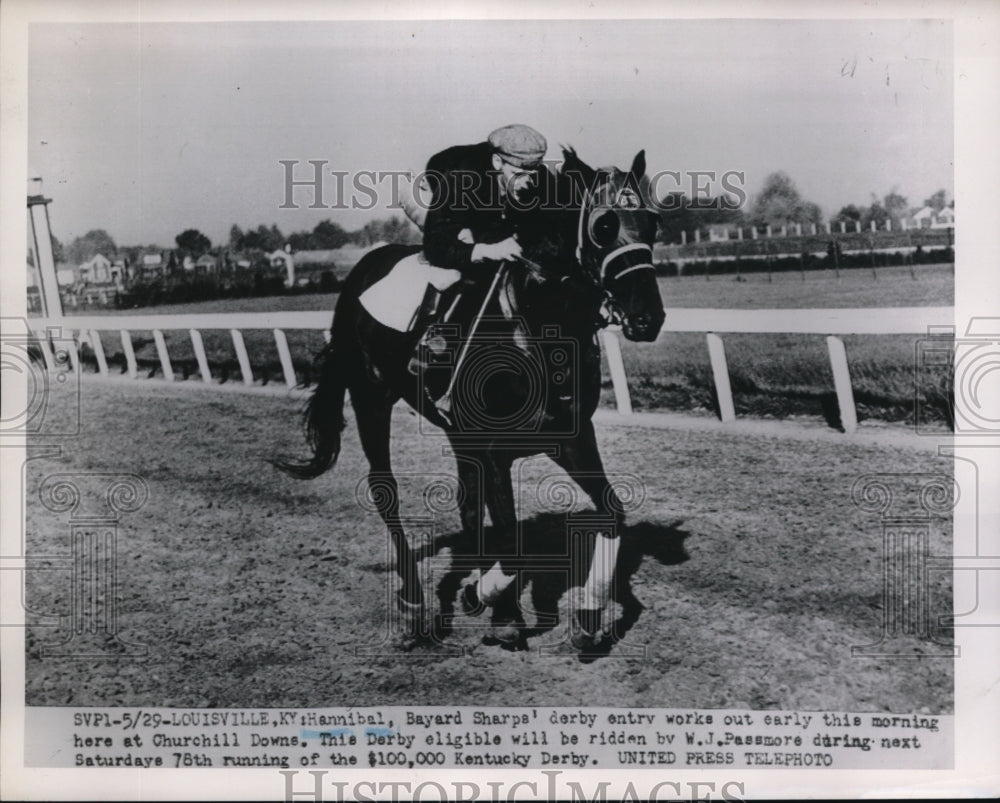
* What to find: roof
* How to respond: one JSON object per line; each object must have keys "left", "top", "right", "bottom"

{"left": 290, "top": 249, "right": 341, "bottom": 265}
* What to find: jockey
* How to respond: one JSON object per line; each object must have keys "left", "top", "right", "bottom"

{"left": 407, "top": 124, "right": 549, "bottom": 414}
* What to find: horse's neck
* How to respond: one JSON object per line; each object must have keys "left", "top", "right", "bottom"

{"left": 500, "top": 269, "right": 595, "bottom": 346}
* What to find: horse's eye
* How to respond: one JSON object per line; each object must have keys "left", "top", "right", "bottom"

{"left": 589, "top": 210, "right": 621, "bottom": 247}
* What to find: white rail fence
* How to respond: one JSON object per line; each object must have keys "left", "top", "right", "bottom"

{"left": 30, "top": 306, "right": 953, "bottom": 434}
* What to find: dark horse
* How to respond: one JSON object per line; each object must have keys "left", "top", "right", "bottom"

{"left": 274, "top": 148, "right": 665, "bottom": 652}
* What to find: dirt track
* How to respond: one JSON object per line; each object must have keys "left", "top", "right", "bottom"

{"left": 24, "top": 380, "right": 953, "bottom": 713}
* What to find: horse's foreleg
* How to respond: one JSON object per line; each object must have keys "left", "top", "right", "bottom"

{"left": 553, "top": 423, "right": 627, "bottom": 647}
{"left": 455, "top": 452, "right": 486, "bottom": 543}
{"left": 353, "top": 393, "right": 425, "bottom": 636}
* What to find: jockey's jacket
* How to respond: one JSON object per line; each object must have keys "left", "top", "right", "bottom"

{"left": 422, "top": 141, "right": 548, "bottom": 274}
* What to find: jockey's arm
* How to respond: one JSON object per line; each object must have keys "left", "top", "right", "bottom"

{"left": 423, "top": 169, "right": 521, "bottom": 270}
{"left": 422, "top": 168, "right": 476, "bottom": 270}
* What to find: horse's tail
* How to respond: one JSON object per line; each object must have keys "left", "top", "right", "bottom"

{"left": 271, "top": 339, "right": 349, "bottom": 480}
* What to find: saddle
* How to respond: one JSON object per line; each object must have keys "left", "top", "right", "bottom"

{"left": 358, "top": 251, "right": 462, "bottom": 333}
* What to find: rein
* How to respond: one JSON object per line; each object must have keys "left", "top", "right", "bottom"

{"left": 510, "top": 254, "right": 623, "bottom": 329}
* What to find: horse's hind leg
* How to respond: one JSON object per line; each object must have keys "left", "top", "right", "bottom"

{"left": 353, "top": 390, "right": 426, "bottom": 638}
{"left": 434, "top": 452, "right": 486, "bottom": 632}
{"left": 476, "top": 453, "right": 528, "bottom": 650}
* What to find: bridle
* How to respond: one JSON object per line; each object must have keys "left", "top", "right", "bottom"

{"left": 574, "top": 173, "right": 657, "bottom": 326}
{"left": 504, "top": 169, "right": 657, "bottom": 330}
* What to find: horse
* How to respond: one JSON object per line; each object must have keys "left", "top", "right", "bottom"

{"left": 273, "top": 148, "right": 666, "bottom": 652}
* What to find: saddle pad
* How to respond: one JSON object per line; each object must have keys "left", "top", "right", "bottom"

{"left": 358, "top": 252, "right": 462, "bottom": 332}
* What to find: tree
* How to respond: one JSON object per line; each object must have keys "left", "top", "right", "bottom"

{"left": 229, "top": 224, "right": 244, "bottom": 250}
{"left": 748, "top": 172, "right": 822, "bottom": 229}
{"left": 924, "top": 189, "right": 948, "bottom": 212}
{"left": 861, "top": 200, "right": 889, "bottom": 230}
{"left": 655, "top": 192, "right": 698, "bottom": 244}
{"left": 175, "top": 229, "right": 212, "bottom": 256}
{"left": 51, "top": 235, "right": 65, "bottom": 264}
{"left": 831, "top": 204, "right": 863, "bottom": 226}
{"left": 311, "top": 219, "right": 351, "bottom": 249}
{"left": 883, "top": 192, "right": 909, "bottom": 225}
{"left": 287, "top": 230, "right": 315, "bottom": 251}
{"left": 68, "top": 229, "right": 117, "bottom": 264}
{"left": 378, "top": 215, "right": 420, "bottom": 245}
{"left": 234, "top": 224, "right": 279, "bottom": 253}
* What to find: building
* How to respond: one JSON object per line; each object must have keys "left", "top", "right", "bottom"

{"left": 78, "top": 253, "right": 114, "bottom": 285}
{"left": 141, "top": 252, "right": 165, "bottom": 278}
{"left": 195, "top": 253, "right": 218, "bottom": 274}
{"left": 911, "top": 205, "right": 956, "bottom": 229}
{"left": 268, "top": 246, "right": 296, "bottom": 287}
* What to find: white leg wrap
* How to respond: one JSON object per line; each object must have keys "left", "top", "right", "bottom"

{"left": 581, "top": 534, "right": 621, "bottom": 611}
{"left": 478, "top": 561, "right": 516, "bottom": 606}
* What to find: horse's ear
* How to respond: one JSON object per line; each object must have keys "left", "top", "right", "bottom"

{"left": 561, "top": 145, "right": 597, "bottom": 191}
{"left": 630, "top": 149, "right": 646, "bottom": 179}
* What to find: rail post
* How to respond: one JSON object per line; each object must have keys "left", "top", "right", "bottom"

{"left": 600, "top": 329, "right": 633, "bottom": 415}
{"left": 706, "top": 333, "right": 736, "bottom": 423}
{"left": 826, "top": 335, "right": 858, "bottom": 434}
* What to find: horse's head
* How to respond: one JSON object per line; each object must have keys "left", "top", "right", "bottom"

{"left": 561, "top": 148, "right": 666, "bottom": 342}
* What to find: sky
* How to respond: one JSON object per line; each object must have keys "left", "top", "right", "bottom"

{"left": 27, "top": 18, "right": 953, "bottom": 249}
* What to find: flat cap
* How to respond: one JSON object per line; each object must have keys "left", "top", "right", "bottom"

{"left": 488, "top": 124, "right": 547, "bottom": 168}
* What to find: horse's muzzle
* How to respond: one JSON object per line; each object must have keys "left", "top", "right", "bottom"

{"left": 621, "top": 310, "right": 663, "bottom": 342}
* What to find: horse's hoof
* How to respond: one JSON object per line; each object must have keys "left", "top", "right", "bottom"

{"left": 482, "top": 617, "right": 528, "bottom": 651}
{"left": 570, "top": 629, "right": 601, "bottom": 651}
{"left": 570, "top": 609, "right": 605, "bottom": 651}
{"left": 432, "top": 612, "right": 453, "bottom": 641}
{"left": 482, "top": 626, "right": 527, "bottom": 651}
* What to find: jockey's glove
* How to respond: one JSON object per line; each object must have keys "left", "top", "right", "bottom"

{"left": 472, "top": 237, "right": 522, "bottom": 264}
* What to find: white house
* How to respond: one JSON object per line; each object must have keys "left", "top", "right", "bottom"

{"left": 78, "top": 253, "right": 112, "bottom": 283}
{"left": 195, "top": 254, "right": 218, "bottom": 273}
{"left": 268, "top": 246, "right": 295, "bottom": 287}
{"left": 933, "top": 207, "right": 955, "bottom": 228}
{"left": 911, "top": 205, "right": 955, "bottom": 229}
{"left": 707, "top": 224, "right": 733, "bottom": 242}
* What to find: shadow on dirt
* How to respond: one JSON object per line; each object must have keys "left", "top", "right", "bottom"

{"left": 418, "top": 513, "right": 690, "bottom": 658}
